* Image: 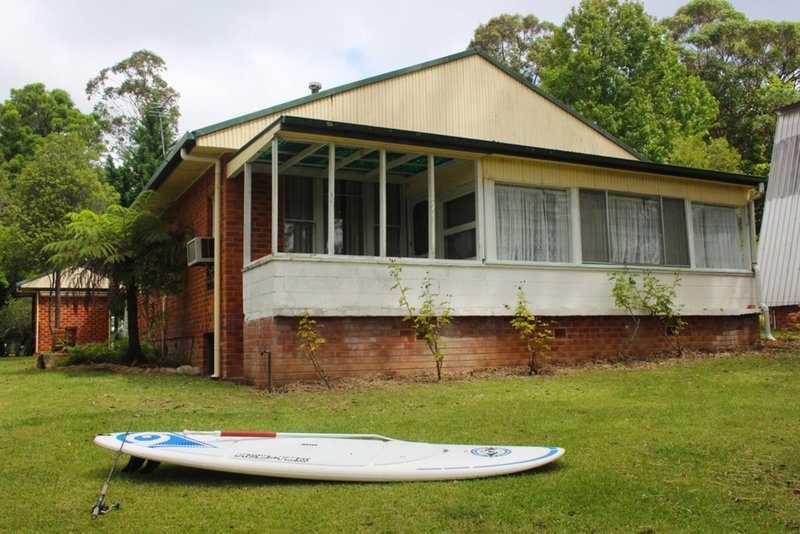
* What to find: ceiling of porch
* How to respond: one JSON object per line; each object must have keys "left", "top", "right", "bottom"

{"left": 254, "top": 139, "right": 457, "bottom": 181}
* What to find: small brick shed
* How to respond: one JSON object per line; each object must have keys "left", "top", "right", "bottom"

{"left": 16, "top": 270, "right": 111, "bottom": 353}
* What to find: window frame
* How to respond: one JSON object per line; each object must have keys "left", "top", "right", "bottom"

{"left": 579, "top": 188, "right": 690, "bottom": 268}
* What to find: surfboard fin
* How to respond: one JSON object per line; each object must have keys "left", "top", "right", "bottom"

{"left": 139, "top": 460, "right": 161, "bottom": 475}
{"left": 122, "top": 456, "right": 145, "bottom": 473}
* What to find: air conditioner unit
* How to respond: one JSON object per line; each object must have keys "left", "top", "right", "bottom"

{"left": 187, "top": 237, "right": 214, "bottom": 267}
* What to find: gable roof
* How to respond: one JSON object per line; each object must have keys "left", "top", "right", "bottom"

{"left": 146, "top": 49, "right": 764, "bottom": 203}
{"left": 194, "top": 49, "right": 643, "bottom": 159}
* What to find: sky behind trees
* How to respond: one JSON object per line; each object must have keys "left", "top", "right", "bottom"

{"left": 2, "top": 0, "right": 798, "bottom": 133}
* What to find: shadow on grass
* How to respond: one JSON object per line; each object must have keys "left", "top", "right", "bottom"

{"left": 87, "top": 457, "right": 566, "bottom": 488}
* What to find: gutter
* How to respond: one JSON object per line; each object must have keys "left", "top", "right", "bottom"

{"left": 180, "top": 148, "right": 223, "bottom": 377}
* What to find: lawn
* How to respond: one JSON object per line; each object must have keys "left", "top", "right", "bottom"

{"left": 1, "top": 350, "right": 798, "bottom": 533}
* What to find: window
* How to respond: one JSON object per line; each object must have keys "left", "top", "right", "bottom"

{"left": 580, "top": 189, "right": 689, "bottom": 267}
{"left": 443, "top": 192, "right": 476, "bottom": 259}
{"left": 332, "top": 180, "right": 364, "bottom": 255}
{"left": 411, "top": 200, "right": 429, "bottom": 257}
{"left": 372, "top": 183, "right": 403, "bottom": 257}
{"left": 692, "top": 204, "right": 751, "bottom": 269}
{"left": 283, "top": 176, "right": 314, "bottom": 253}
{"left": 495, "top": 185, "right": 570, "bottom": 262}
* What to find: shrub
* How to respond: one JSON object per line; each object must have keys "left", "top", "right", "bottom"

{"left": 506, "top": 284, "right": 553, "bottom": 375}
{"left": 297, "top": 312, "right": 331, "bottom": 389}
{"left": 609, "top": 269, "right": 686, "bottom": 356}
{"left": 389, "top": 264, "right": 453, "bottom": 381}
{"left": 53, "top": 341, "right": 124, "bottom": 367}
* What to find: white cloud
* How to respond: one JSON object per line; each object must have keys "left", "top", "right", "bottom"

{"left": 1, "top": 0, "right": 797, "bottom": 133}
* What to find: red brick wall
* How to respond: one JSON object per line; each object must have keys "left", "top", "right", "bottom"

{"left": 242, "top": 313, "right": 760, "bottom": 387}
{"left": 769, "top": 305, "right": 800, "bottom": 330}
{"left": 148, "top": 157, "right": 246, "bottom": 377}
{"left": 151, "top": 165, "right": 216, "bottom": 370}
{"left": 36, "top": 295, "right": 109, "bottom": 352}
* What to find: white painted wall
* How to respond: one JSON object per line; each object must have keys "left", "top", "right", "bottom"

{"left": 243, "top": 255, "right": 758, "bottom": 320}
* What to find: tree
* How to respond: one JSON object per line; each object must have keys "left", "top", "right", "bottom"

{"left": 539, "top": 0, "right": 718, "bottom": 162}
{"left": 86, "top": 50, "right": 180, "bottom": 205}
{"left": 664, "top": 0, "right": 800, "bottom": 174}
{"left": 8, "top": 133, "right": 117, "bottom": 277}
{"left": 0, "top": 83, "right": 103, "bottom": 176}
{"left": 469, "top": 13, "right": 556, "bottom": 84}
{"left": 45, "top": 191, "right": 186, "bottom": 363}
{"left": 668, "top": 133, "right": 743, "bottom": 172}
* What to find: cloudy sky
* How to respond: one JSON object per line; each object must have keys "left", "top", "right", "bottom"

{"left": 2, "top": 0, "right": 798, "bottom": 134}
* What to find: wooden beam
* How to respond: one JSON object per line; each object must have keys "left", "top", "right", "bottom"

{"left": 279, "top": 143, "right": 325, "bottom": 174}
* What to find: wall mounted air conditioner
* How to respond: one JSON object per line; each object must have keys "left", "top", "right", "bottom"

{"left": 187, "top": 237, "right": 214, "bottom": 267}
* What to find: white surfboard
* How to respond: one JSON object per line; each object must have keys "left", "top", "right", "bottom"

{"left": 94, "top": 430, "right": 564, "bottom": 482}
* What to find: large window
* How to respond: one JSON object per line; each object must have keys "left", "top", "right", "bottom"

{"left": 580, "top": 189, "right": 689, "bottom": 267}
{"left": 495, "top": 185, "right": 570, "bottom": 262}
{"left": 692, "top": 204, "right": 751, "bottom": 269}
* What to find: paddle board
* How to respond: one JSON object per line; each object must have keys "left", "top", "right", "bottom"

{"left": 94, "top": 430, "right": 564, "bottom": 482}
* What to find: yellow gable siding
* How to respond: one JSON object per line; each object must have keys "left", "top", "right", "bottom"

{"left": 198, "top": 55, "right": 636, "bottom": 160}
{"left": 484, "top": 157, "right": 751, "bottom": 205}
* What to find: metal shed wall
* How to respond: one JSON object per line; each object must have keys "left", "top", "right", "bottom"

{"left": 758, "top": 103, "right": 800, "bottom": 306}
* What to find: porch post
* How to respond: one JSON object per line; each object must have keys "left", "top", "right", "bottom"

{"left": 327, "top": 143, "right": 336, "bottom": 255}
{"left": 379, "top": 149, "right": 387, "bottom": 257}
{"left": 271, "top": 138, "right": 279, "bottom": 254}
{"left": 244, "top": 162, "right": 252, "bottom": 264}
{"left": 428, "top": 154, "right": 436, "bottom": 259}
{"left": 475, "top": 159, "right": 484, "bottom": 261}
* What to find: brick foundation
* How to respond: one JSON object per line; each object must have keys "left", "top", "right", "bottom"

{"left": 241, "top": 313, "right": 760, "bottom": 388}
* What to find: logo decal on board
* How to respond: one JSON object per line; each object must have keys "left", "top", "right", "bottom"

{"left": 470, "top": 447, "right": 512, "bottom": 458}
{"left": 117, "top": 432, "right": 215, "bottom": 448}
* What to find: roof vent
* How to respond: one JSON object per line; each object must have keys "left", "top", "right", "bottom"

{"left": 309, "top": 81, "right": 322, "bottom": 94}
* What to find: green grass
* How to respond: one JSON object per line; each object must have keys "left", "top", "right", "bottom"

{"left": 1, "top": 352, "right": 798, "bottom": 533}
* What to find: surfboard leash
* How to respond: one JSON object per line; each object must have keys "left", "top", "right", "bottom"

{"left": 91, "top": 394, "right": 144, "bottom": 519}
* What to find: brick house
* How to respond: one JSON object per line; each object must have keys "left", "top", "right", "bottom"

{"left": 16, "top": 270, "right": 110, "bottom": 353}
{"left": 146, "top": 50, "right": 764, "bottom": 386}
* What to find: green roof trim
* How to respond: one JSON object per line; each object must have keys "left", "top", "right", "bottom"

{"left": 143, "top": 130, "right": 196, "bottom": 192}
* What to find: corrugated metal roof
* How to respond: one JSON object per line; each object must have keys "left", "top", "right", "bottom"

{"left": 16, "top": 269, "right": 109, "bottom": 294}
{"left": 758, "top": 104, "right": 800, "bottom": 306}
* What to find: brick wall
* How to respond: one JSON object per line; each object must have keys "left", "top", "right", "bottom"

{"left": 147, "top": 157, "right": 246, "bottom": 377}
{"left": 37, "top": 294, "right": 109, "bottom": 352}
{"left": 149, "top": 165, "right": 216, "bottom": 370}
{"left": 769, "top": 305, "right": 800, "bottom": 330}
{"left": 241, "top": 313, "right": 760, "bottom": 388}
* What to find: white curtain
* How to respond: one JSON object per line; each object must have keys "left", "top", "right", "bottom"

{"left": 693, "top": 204, "right": 747, "bottom": 269}
{"left": 496, "top": 185, "right": 570, "bottom": 262}
{"left": 608, "top": 195, "right": 663, "bottom": 265}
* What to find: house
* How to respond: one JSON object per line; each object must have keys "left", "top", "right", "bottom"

{"left": 758, "top": 101, "right": 800, "bottom": 330}
{"left": 16, "top": 270, "right": 110, "bottom": 353}
{"left": 146, "top": 50, "right": 763, "bottom": 386}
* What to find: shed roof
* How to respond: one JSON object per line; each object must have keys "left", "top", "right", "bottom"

{"left": 16, "top": 270, "right": 109, "bottom": 295}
